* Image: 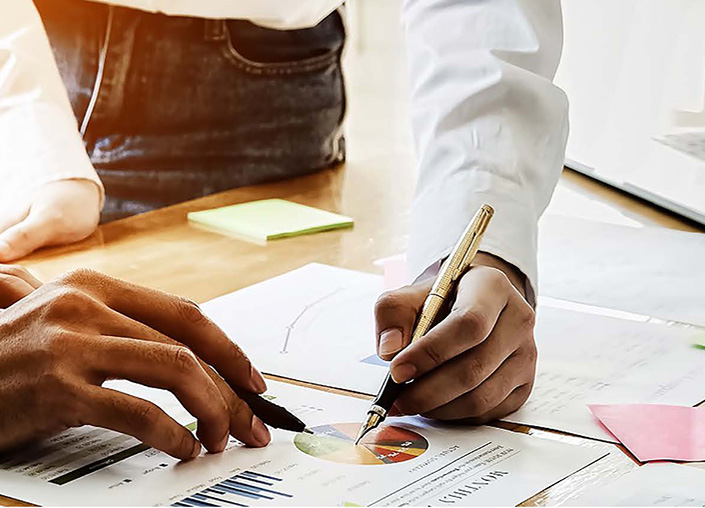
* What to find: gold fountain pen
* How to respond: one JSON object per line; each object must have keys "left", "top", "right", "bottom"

{"left": 355, "top": 205, "right": 495, "bottom": 445}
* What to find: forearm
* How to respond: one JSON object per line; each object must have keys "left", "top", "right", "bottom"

{"left": 402, "top": 0, "right": 569, "bottom": 294}
{"left": 0, "top": 0, "right": 104, "bottom": 207}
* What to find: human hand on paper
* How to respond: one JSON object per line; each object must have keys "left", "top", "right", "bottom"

{"left": 0, "top": 180, "right": 101, "bottom": 262}
{"left": 375, "top": 252, "right": 537, "bottom": 423}
{"left": 0, "top": 269, "right": 271, "bottom": 459}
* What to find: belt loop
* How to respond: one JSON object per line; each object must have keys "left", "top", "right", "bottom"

{"left": 204, "top": 19, "right": 226, "bottom": 41}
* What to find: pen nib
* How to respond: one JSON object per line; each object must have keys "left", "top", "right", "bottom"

{"left": 302, "top": 427, "right": 315, "bottom": 435}
{"left": 354, "top": 412, "right": 382, "bottom": 445}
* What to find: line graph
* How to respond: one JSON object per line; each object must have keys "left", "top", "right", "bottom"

{"left": 280, "top": 287, "right": 344, "bottom": 353}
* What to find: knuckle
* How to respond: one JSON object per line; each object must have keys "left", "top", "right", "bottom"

{"left": 230, "top": 392, "right": 249, "bottom": 414}
{"left": 524, "top": 342, "right": 539, "bottom": 365}
{"left": 133, "top": 402, "right": 162, "bottom": 428}
{"left": 457, "top": 309, "right": 489, "bottom": 335}
{"left": 171, "top": 346, "right": 200, "bottom": 373}
{"left": 484, "top": 267, "right": 511, "bottom": 293}
{"left": 421, "top": 341, "right": 445, "bottom": 368}
{"left": 41, "top": 286, "right": 94, "bottom": 320}
{"left": 56, "top": 268, "right": 102, "bottom": 288}
{"left": 375, "top": 291, "right": 409, "bottom": 318}
{"left": 37, "top": 327, "right": 74, "bottom": 360}
{"left": 176, "top": 297, "right": 206, "bottom": 324}
{"left": 518, "top": 306, "right": 536, "bottom": 331}
{"left": 466, "top": 390, "right": 494, "bottom": 417}
{"left": 457, "top": 355, "right": 484, "bottom": 388}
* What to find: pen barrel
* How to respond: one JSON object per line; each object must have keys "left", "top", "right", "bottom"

{"left": 410, "top": 293, "right": 446, "bottom": 344}
{"left": 372, "top": 372, "right": 405, "bottom": 411}
{"left": 236, "top": 390, "right": 306, "bottom": 433}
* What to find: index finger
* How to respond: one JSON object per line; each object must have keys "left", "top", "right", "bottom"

{"left": 389, "top": 267, "right": 511, "bottom": 383}
{"left": 58, "top": 269, "right": 266, "bottom": 394}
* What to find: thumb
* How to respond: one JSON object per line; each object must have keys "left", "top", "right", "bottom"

{"left": 0, "top": 208, "right": 55, "bottom": 261}
{"left": 374, "top": 279, "right": 433, "bottom": 361}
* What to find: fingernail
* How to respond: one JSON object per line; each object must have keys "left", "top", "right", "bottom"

{"left": 251, "top": 417, "right": 271, "bottom": 447}
{"left": 392, "top": 362, "right": 416, "bottom": 383}
{"left": 251, "top": 365, "right": 267, "bottom": 393}
{"left": 190, "top": 440, "right": 202, "bottom": 459}
{"left": 378, "top": 328, "right": 404, "bottom": 356}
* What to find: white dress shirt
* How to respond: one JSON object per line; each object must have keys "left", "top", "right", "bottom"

{"left": 0, "top": 0, "right": 568, "bottom": 291}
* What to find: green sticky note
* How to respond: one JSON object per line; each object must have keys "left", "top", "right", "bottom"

{"left": 187, "top": 199, "right": 354, "bottom": 243}
{"left": 694, "top": 334, "right": 705, "bottom": 350}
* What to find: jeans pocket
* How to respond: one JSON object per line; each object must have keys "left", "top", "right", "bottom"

{"left": 208, "top": 13, "right": 344, "bottom": 76}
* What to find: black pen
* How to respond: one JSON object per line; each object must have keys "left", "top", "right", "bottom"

{"left": 236, "top": 390, "right": 314, "bottom": 434}
{"left": 355, "top": 205, "right": 495, "bottom": 444}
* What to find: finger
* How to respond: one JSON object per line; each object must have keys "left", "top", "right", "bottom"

{"left": 394, "top": 311, "right": 527, "bottom": 415}
{"left": 89, "top": 336, "right": 231, "bottom": 453}
{"left": 374, "top": 280, "right": 432, "bottom": 360}
{"left": 57, "top": 269, "right": 267, "bottom": 394}
{"left": 390, "top": 267, "right": 513, "bottom": 383}
{"left": 82, "top": 385, "right": 201, "bottom": 461}
{"left": 0, "top": 203, "right": 29, "bottom": 235}
{"left": 427, "top": 384, "right": 534, "bottom": 426}
{"left": 0, "top": 274, "right": 35, "bottom": 308}
{"left": 94, "top": 315, "right": 270, "bottom": 448}
{"left": 0, "top": 264, "right": 42, "bottom": 288}
{"left": 0, "top": 210, "right": 56, "bottom": 261}
{"left": 420, "top": 351, "right": 536, "bottom": 421}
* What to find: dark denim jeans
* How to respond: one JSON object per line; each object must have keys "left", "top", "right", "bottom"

{"left": 34, "top": 0, "right": 347, "bottom": 222}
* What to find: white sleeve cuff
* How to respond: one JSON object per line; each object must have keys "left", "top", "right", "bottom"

{"left": 0, "top": 103, "right": 105, "bottom": 208}
{"left": 407, "top": 172, "right": 539, "bottom": 295}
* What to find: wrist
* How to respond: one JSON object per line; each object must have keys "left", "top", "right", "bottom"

{"left": 473, "top": 252, "right": 535, "bottom": 307}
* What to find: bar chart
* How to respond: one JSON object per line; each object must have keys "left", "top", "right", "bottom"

{"left": 173, "top": 470, "right": 293, "bottom": 507}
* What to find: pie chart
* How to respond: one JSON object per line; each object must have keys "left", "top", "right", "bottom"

{"left": 294, "top": 422, "right": 428, "bottom": 465}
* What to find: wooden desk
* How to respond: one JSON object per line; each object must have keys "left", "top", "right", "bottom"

{"left": 1, "top": 158, "right": 702, "bottom": 506}
{"left": 2, "top": 1, "right": 703, "bottom": 502}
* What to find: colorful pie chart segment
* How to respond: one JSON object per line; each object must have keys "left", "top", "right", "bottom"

{"left": 294, "top": 422, "right": 428, "bottom": 465}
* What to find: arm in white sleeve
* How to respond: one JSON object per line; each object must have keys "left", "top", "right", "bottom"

{"left": 100, "top": 1, "right": 341, "bottom": 29}
{"left": 402, "top": 0, "right": 568, "bottom": 293}
{"left": 0, "top": 0, "right": 103, "bottom": 208}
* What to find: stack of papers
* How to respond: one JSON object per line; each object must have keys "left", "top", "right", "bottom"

{"left": 0, "top": 381, "right": 605, "bottom": 506}
{"left": 203, "top": 264, "right": 705, "bottom": 443}
{"left": 538, "top": 216, "right": 705, "bottom": 327}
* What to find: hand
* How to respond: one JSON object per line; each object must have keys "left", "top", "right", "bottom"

{"left": 0, "top": 269, "right": 271, "bottom": 460}
{"left": 0, "top": 180, "right": 101, "bottom": 261}
{"left": 0, "top": 264, "right": 42, "bottom": 308}
{"left": 374, "top": 252, "right": 537, "bottom": 424}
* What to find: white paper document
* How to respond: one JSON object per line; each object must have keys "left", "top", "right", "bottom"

{"left": 202, "top": 263, "right": 389, "bottom": 394}
{"left": 0, "top": 381, "right": 605, "bottom": 506}
{"left": 538, "top": 215, "right": 705, "bottom": 328}
{"left": 504, "top": 307, "right": 705, "bottom": 441}
{"left": 567, "top": 464, "right": 705, "bottom": 506}
{"left": 203, "top": 263, "right": 705, "bottom": 442}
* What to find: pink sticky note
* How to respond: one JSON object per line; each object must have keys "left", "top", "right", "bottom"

{"left": 589, "top": 404, "right": 705, "bottom": 462}
{"left": 380, "top": 254, "right": 408, "bottom": 290}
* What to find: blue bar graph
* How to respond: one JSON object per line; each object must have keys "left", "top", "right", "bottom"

{"left": 174, "top": 471, "right": 293, "bottom": 507}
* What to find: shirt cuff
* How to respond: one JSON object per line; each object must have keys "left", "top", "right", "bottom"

{"left": 0, "top": 103, "right": 105, "bottom": 208}
{"left": 407, "top": 172, "right": 539, "bottom": 296}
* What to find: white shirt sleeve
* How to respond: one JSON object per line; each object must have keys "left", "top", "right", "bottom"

{"left": 97, "top": 1, "right": 341, "bottom": 29}
{"left": 0, "top": 0, "right": 104, "bottom": 209}
{"left": 402, "top": 0, "right": 569, "bottom": 292}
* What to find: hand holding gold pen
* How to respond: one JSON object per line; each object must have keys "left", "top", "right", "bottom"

{"left": 356, "top": 205, "right": 495, "bottom": 444}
